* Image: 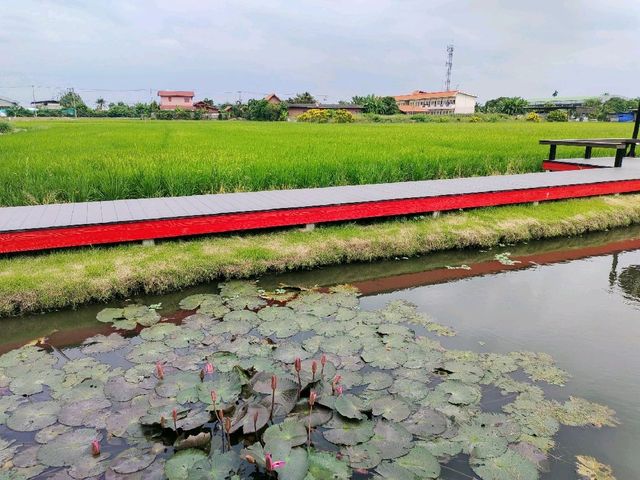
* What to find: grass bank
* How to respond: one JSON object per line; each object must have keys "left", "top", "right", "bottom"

{"left": 0, "top": 119, "right": 630, "bottom": 206}
{"left": 3, "top": 194, "right": 640, "bottom": 317}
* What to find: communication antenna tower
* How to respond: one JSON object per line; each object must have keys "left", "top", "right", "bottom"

{"left": 445, "top": 44, "right": 454, "bottom": 91}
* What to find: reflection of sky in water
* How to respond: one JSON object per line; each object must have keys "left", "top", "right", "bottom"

{"left": 361, "top": 251, "right": 640, "bottom": 478}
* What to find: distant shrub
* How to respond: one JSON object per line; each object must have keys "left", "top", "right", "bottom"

{"left": 297, "top": 109, "right": 353, "bottom": 123}
{"left": 469, "top": 116, "right": 482, "bottom": 123}
{"left": 547, "top": 110, "right": 569, "bottom": 122}
{"left": 525, "top": 112, "right": 541, "bottom": 122}
{"left": 0, "top": 122, "right": 13, "bottom": 134}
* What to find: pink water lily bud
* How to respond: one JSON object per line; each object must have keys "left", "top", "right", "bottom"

{"left": 91, "top": 439, "right": 100, "bottom": 456}
{"left": 210, "top": 390, "right": 217, "bottom": 404}
{"left": 311, "top": 360, "right": 318, "bottom": 377}
{"left": 172, "top": 408, "right": 178, "bottom": 429}
{"left": 155, "top": 361, "right": 164, "bottom": 380}
{"left": 271, "top": 375, "right": 277, "bottom": 392}
{"left": 205, "top": 362, "right": 214, "bottom": 374}
{"left": 294, "top": 357, "right": 302, "bottom": 373}
{"left": 335, "top": 385, "right": 343, "bottom": 396}
{"left": 332, "top": 375, "right": 341, "bottom": 386}
{"left": 265, "top": 452, "right": 286, "bottom": 471}
{"left": 224, "top": 416, "right": 231, "bottom": 433}
{"left": 309, "top": 390, "right": 317, "bottom": 406}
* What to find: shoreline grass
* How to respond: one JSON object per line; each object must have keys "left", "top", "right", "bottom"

{"left": 0, "top": 120, "right": 631, "bottom": 207}
{"left": 2, "top": 194, "right": 640, "bottom": 317}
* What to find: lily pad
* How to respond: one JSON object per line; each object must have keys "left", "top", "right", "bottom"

{"left": 7, "top": 400, "right": 60, "bottom": 432}
{"left": 371, "top": 397, "right": 411, "bottom": 422}
{"left": 81, "top": 333, "right": 129, "bottom": 354}
{"left": 323, "top": 416, "right": 374, "bottom": 446}
{"left": 470, "top": 449, "right": 539, "bottom": 480}
{"left": 306, "top": 450, "right": 350, "bottom": 480}
{"left": 435, "top": 380, "right": 481, "bottom": 405}
{"left": 263, "top": 420, "right": 308, "bottom": 447}
{"left": 402, "top": 407, "right": 448, "bottom": 439}
{"left": 554, "top": 396, "right": 619, "bottom": 428}
{"left": 37, "top": 428, "right": 100, "bottom": 467}
{"left": 343, "top": 443, "right": 382, "bottom": 469}
{"left": 127, "top": 341, "right": 173, "bottom": 364}
{"left": 164, "top": 448, "right": 208, "bottom": 480}
{"left": 363, "top": 371, "right": 394, "bottom": 390}
{"left": 335, "top": 394, "right": 369, "bottom": 420}
{"left": 58, "top": 398, "right": 112, "bottom": 428}
{"left": 395, "top": 446, "right": 441, "bottom": 479}
{"left": 111, "top": 447, "right": 157, "bottom": 474}
{"left": 375, "top": 461, "right": 419, "bottom": 480}
{"left": 454, "top": 422, "right": 509, "bottom": 459}
{"left": 575, "top": 455, "right": 616, "bottom": 480}
{"left": 278, "top": 447, "right": 309, "bottom": 480}
{"left": 369, "top": 420, "right": 413, "bottom": 460}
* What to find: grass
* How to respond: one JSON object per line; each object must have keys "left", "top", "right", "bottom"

{"left": 3, "top": 194, "right": 640, "bottom": 317}
{"left": 0, "top": 119, "right": 631, "bottom": 207}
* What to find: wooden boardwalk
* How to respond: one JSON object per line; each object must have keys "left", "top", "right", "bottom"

{"left": 2, "top": 161, "right": 640, "bottom": 254}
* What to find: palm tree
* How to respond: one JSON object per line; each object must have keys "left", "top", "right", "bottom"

{"left": 95, "top": 98, "right": 106, "bottom": 111}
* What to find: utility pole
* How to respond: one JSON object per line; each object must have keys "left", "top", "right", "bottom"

{"left": 70, "top": 87, "right": 77, "bottom": 118}
{"left": 32, "top": 85, "right": 37, "bottom": 117}
{"left": 445, "top": 44, "right": 454, "bottom": 91}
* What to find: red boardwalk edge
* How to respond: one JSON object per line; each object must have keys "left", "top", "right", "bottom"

{"left": 2, "top": 179, "right": 640, "bottom": 254}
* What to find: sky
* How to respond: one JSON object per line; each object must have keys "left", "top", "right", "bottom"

{"left": 1, "top": 0, "right": 639, "bottom": 107}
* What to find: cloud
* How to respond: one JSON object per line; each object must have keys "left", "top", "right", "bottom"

{"left": 1, "top": 0, "right": 638, "bottom": 105}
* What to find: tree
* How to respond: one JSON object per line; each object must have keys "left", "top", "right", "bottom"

{"left": 59, "top": 90, "right": 89, "bottom": 116}
{"left": 287, "top": 92, "right": 316, "bottom": 104}
{"left": 352, "top": 94, "right": 399, "bottom": 115}
{"left": 246, "top": 99, "right": 286, "bottom": 121}
{"left": 95, "top": 98, "right": 106, "bottom": 111}
{"left": 483, "top": 97, "right": 528, "bottom": 115}
{"left": 201, "top": 98, "right": 215, "bottom": 107}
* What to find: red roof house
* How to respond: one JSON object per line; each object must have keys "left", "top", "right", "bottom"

{"left": 157, "top": 91, "right": 195, "bottom": 111}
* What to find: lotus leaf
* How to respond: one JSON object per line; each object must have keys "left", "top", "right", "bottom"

{"left": 263, "top": 420, "right": 308, "bottom": 447}
{"left": 369, "top": 420, "right": 413, "bottom": 460}
{"left": 182, "top": 313, "right": 215, "bottom": 330}
{"left": 277, "top": 447, "right": 309, "bottom": 480}
{"left": 435, "top": 380, "right": 481, "bottom": 405}
{"left": 198, "top": 370, "right": 244, "bottom": 405}
{"left": 231, "top": 404, "right": 270, "bottom": 433}
{"left": 139, "top": 323, "right": 180, "bottom": 341}
{"left": 68, "top": 453, "right": 111, "bottom": 479}
{"left": 425, "top": 321, "right": 456, "bottom": 336}
{"left": 12, "top": 445, "right": 38, "bottom": 468}
{"left": 361, "top": 371, "right": 393, "bottom": 391}
{"left": 105, "top": 376, "right": 147, "bottom": 402}
{"left": 474, "top": 413, "right": 521, "bottom": 442}
{"left": 96, "top": 307, "right": 125, "bottom": 323}
{"left": 554, "top": 396, "right": 619, "bottom": 428}
{"left": 37, "top": 428, "right": 100, "bottom": 467}
{"left": 454, "top": 422, "right": 509, "bottom": 459}
{"left": 509, "top": 443, "right": 548, "bottom": 471}
{"left": 374, "top": 461, "right": 419, "bottom": 480}
{"left": 179, "top": 294, "right": 220, "bottom": 310}
{"left": 370, "top": 397, "right": 411, "bottom": 422}
{"left": 9, "top": 368, "right": 64, "bottom": 396}
{"left": 258, "top": 317, "right": 300, "bottom": 338}
{"left": 81, "top": 333, "right": 129, "bottom": 354}
{"left": 305, "top": 450, "right": 350, "bottom": 480}
{"left": 0, "top": 437, "right": 18, "bottom": 465}
{"left": 106, "top": 403, "right": 148, "bottom": 438}
{"left": 511, "top": 351, "right": 569, "bottom": 386}
{"left": 402, "top": 407, "right": 448, "bottom": 439}
{"left": 220, "top": 280, "right": 259, "bottom": 297}
{"left": 418, "top": 438, "right": 463, "bottom": 459}
{"left": 361, "top": 347, "right": 407, "bottom": 370}
{"left": 338, "top": 355, "right": 364, "bottom": 371}
{"left": 470, "top": 449, "right": 539, "bottom": 480}
{"left": 575, "top": 455, "right": 616, "bottom": 480}
{"left": 287, "top": 401, "right": 333, "bottom": 427}
{"left": 58, "top": 398, "right": 112, "bottom": 428}
{"left": 342, "top": 443, "right": 382, "bottom": 469}
{"left": 163, "top": 328, "right": 205, "bottom": 349}
{"left": 323, "top": 416, "right": 374, "bottom": 445}
{"left": 207, "top": 318, "right": 254, "bottom": 336}
{"left": 226, "top": 295, "right": 267, "bottom": 311}
{"left": 34, "top": 424, "right": 72, "bottom": 444}
{"left": 155, "top": 371, "right": 200, "bottom": 403}
{"left": 111, "top": 447, "right": 156, "bottom": 474}
{"left": 126, "top": 341, "right": 173, "bottom": 364}
{"left": 273, "top": 343, "right": 312, "bottom": 363}
{"left": 185, "top": 450, "right": 241, "bottom": 480}
{"left": 335, "top": 394, "right": 369, "bottom": 420}
{"left": 443, "top": 360, "right": 484, "bottom": 383}
{"left": 164, "top": 448, "right": 208, "bottom": 480}
{"left": 321, "top": 336, "right": 361, "bottom": 356}
{"left": 299, "top": 358, "right": 336, "bottom": 384}
{"left": 51, "top": 378, "right": 106, "bottom": 403}
{"left": 394, "top": 445, "right": 441, "bottom": 479}
{"left": 389, "top": 378, "right": 430, "bottom": 402}
{"left": 334, "top": 370, "right": 363, "bottom": 388}
{"left": 124, "top": 363, "right": 156, "bottom": 384}
{"left": 7, "top": 400, "right": 60, "bottom": 432}
{"left": 0, "top": 396, "right": 26, "bottom": 425}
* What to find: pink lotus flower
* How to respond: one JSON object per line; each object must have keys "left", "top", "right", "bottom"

{"left": 155, "top": 361, "right": 164, "bottom": 380}
{"left": 205, "top": 362, "right": 214, "bottom": 374}
{"left": 265, "top": 452, "right": 286, "bottom": 471}
{"left": 335, "top": 385, "right": 343, "bottom": 396}
{"left": 90, "top": 439, "right": 100, "bottom": 456}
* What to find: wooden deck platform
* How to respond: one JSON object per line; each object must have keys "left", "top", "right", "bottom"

{"left": 3, "top": 163, "right": 640, "bottom": 254}
{"left": 543, "top": 156, "right": 638, "bottom": 171}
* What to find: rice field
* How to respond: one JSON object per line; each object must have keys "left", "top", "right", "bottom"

{"left": 0, "top": 119, "right": 631, "bottom": 207}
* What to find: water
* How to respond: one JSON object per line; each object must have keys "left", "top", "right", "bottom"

{"left": 2, "top": 226, "right": 640, "bottom": 478}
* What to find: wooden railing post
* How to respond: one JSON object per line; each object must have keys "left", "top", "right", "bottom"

{"left": 549, "top": 144, "right": 557, "bottom": 161}
{"left": 584, "top": 146, "right": 592, "bottom": 159}
{"left": 614, "top": 147, "right": 625, "bottom": 168}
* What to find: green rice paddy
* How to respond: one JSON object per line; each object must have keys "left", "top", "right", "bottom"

{"left": 0, "top": 119, "right": 631, "bottom": 207}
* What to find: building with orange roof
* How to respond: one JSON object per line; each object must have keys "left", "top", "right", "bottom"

{"left": 394, "top": 90, "right": 476, "bottom": 115}
{"left": 264, "top": 93, "right": 281, "bottom": 104}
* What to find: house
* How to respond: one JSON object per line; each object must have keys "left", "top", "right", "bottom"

{"left": 264, "top": 93, "right": 281, "bottom": 104}
{"left": 526, "top": 93, "right": 628, "bottom": 116}
{"left": 193, "top": 101, "right": 220, "bottom": 118}
{"left": 393, "top": 90, "right": 477, "bottom": 115}
{"left": 31, "top": 100, "right": 61, "bottom": 110}
{"left": 157, "top": 91, "right": 195, "bottom": 111}
{"left": 287, "top": 103, "right": 364, "bottom": 119}
{"left": 0, "top": 97, "right": 19, "bottom": 108}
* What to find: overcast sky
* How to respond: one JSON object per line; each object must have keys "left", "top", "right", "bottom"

{"left": 1, "top": 0, "right": 639, "bottom": 106}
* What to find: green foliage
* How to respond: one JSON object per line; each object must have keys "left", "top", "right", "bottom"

{"left": 546, "top": 110, "right": 569, "bottom": 122}
{"left": 246, "top": 99, "right": 286, "bottom": 121}
{"left": 525, "top": 112, "right": 541, "bottom": 123}
{"left": 483, "top": 97, "right": 529, "bottom": 115}
{"left": 287, "top": 91, "right": 317, "bottom": 104}
{"left": 352, "top": 94, "right": 400, "bottom": 115}
{"left": 0, "top": 122, "right": 12, "bottom": 134}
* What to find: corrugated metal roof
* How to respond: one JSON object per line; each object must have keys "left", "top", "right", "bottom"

{"left": 157, "top": 91, "right": 194, "bottom": 97}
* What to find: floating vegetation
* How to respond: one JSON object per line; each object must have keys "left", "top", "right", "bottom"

{"left": 0, "top": 281, "right": 619, "bottom": 479}
{"left": 495, "top": 252, "right": 521, "bottom": 266}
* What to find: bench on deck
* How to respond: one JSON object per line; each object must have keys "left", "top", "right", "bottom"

{"left": 540, "top": 101, "right": 640, "bottom": 170}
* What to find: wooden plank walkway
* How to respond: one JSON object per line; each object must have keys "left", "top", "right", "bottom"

{"left": 2, "top": 163, "right": 640, "bottom": 254}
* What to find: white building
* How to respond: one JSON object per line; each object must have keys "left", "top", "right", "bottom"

{"left": 394, "top": 90, "right": 477, "bottom": 115}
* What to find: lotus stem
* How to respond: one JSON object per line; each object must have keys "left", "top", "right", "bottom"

{"left": 172, "top": 408, "right": 178, "bottom": 430}
{"left": 270, "top": 375, "right": 277, "bottom": 420}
